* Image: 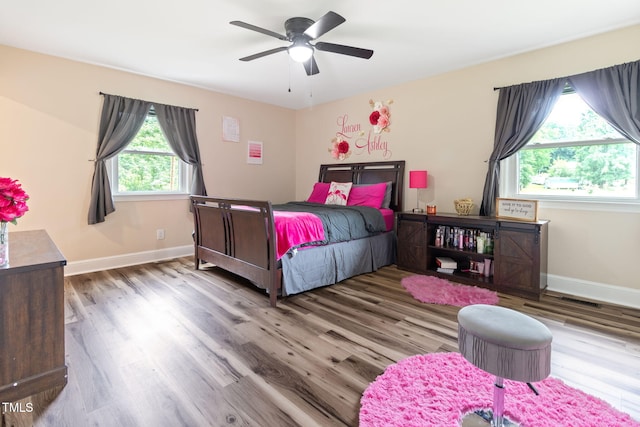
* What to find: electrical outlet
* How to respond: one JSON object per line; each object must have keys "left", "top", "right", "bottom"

{"left": 156, "top": 229, "right": 165, "bottom": 240}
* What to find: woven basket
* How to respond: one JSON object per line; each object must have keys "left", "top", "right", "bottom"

{"left": 454, "top": 199, "right": 474, "bottom": 215}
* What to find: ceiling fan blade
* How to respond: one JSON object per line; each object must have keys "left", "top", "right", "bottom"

{"left": 230, "top": 21, "right": 288, "bottom": 41}
{"left": 302, "top": 56, "right": 320, "bottom": 76}
{"left": 315, "top": 42, "right": 374, "bottom": 59}
{"left": 303, "top": 11, "right": 345, "bottom": 40}
{"left": 239, "top": 47, "right": 288, "bottom": 61}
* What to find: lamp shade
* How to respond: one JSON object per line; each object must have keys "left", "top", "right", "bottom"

{"left": 289, "top": 40, "right": 314, "bottom": 62}
{"left": 409, "top": 170, "right": 428, "bottom": 189}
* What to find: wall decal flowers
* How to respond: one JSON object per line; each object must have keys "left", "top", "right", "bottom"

{"left": 329, "top": 137, "right": 351, "bottom": 161}
{"left": 369, "top": 99, "right": 392, "bottom": 134}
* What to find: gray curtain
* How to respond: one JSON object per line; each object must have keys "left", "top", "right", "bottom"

{"left": 480, "top": 60, "right": 640, "bottom": 215}
{"left": 479, "top": 79, "right": 565, "bottom": 215}
{"left": 568, "top": 60, "right": 640, "bottom": 145}
{"left": 88, "top": 95, "right": 151, "bottom": 224}
{"left": 154, "top": 104, "right": 207, "bottom": 196}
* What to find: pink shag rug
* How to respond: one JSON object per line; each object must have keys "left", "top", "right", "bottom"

{"left": 360, "top": 352, "right": 639, "bottom": 427}
{"left": 401, "top": 275, "right": 499, "bottom": 307}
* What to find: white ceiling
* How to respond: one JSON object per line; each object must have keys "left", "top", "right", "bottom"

{"left": 1, "top": 1, "right": 639, "bottom": 110}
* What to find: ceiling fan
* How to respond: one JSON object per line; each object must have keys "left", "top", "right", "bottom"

{"left": 230, "top": 11, "right": 374, "bottom": 76}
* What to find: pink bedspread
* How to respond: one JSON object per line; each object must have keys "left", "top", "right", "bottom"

{"left": 274, "top": 210, "right": 325, "bottom": 259}
{"left": 273, "top": 208, "right": 394, "bottom": 259}
{"left": 380, "top": 208, "right": 394, "bottom": 232}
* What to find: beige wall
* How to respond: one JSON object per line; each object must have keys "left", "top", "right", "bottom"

{"left": 0, "top": 45, "right": 296, "bottom": 264}
{"left": 1, "top": 24, "right": 638, "bottom": 305}
{"left": 295, "top": 25, "right": 640, "bottom": 299}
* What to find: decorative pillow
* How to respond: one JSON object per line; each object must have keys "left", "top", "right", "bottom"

{"left": 381, "top": 181, "right": 393, "bottom": 209}
{"left": 307, "top": 182, "right": 330, "bottom": 203}
{"left": 347, "top": 182, "right": 388, "bottom": 208}
{"left": 325, "top": 182, "right": 353, "bottom": 206}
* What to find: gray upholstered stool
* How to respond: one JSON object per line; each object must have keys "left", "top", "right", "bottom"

{"left": 458, "top": 304, "right": 553, "bottom": 427}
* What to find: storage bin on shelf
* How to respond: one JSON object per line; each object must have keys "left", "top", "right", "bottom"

{"left": 454, "top": 198, "right": 474, "bottom": 215}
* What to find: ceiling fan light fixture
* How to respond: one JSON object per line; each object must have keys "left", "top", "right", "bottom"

{"left": 288, "top": 40, "right": 313, "bottom": 62}
{"left": 231, "top": 11, "right": 373, "bottom": 76}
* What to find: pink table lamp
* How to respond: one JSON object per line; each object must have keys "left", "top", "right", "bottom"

{"left": 409, "top": 170, "right": 428, "bottom": 212}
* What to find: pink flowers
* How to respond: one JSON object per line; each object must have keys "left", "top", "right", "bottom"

{"left": 369, "top": 110, "right": 380, "bottom": 125}
{"left": 369, "top": 99, "right": 392, "bottom": 134}
{"left": 329, "top": 138, "right": 351, "bottom": 160}
{"left": 0, "top": 178, "right": 29, "bottom": 224}
{"left": 338, "top": 141, "right": 349, "bottom": 154}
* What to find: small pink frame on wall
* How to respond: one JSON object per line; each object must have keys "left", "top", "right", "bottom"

{"left": 247, "top": 140, "right": 263, "bottom": 164}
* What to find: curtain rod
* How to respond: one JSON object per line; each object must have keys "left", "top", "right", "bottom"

{"left": 494, "top": 82, "right": 574, "bottom": 92}
{"left": 492, "top": 58, "right": 640, "bottom": 92}
{"left": 493, "top": 71, "right": 571, "bottom": 91}
{"left": 98, "top": 91, "right": 199, "bottom": 111}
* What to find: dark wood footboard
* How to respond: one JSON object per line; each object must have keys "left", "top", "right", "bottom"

{"left": 191, "top": 160, "right": 405, "bottom": 308}
{"left": 190, "top": 196, "right": 280, "bottom": 307}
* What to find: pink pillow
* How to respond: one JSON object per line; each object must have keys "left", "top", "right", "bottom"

{"left": 306, "top": 182, "right": 330, "bottom": 203}
{"left": 347, "top": 182, "right": 387, "bottom": 208}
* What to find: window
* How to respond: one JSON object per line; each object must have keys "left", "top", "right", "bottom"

{"left": 110, "top": 109, "right": 190, "bottom": 198}
{"left": 504, "top": 91, "right": 639, "bottom": 203}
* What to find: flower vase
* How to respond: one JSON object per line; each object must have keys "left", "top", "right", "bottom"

{"left": 0, "top": 222, "right": 8, "bottom": 267}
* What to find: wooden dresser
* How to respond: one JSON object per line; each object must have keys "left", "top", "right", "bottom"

{"left": 0, "top": 230, "right": 67, "bottom": 402}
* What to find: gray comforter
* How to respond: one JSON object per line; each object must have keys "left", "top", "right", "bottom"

{"left": 272, "top": 202, "right": 387, "bottom": 245}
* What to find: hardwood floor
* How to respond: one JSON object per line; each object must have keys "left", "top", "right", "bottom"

{"left": 2, "top": 258, "right": 639, "bottom": 426}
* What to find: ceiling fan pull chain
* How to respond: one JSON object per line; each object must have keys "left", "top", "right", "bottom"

{"left": 288, "top": 57, "right": 292, "bottom": 92}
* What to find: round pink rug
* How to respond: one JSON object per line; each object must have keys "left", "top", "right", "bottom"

{"left": 360, "top": 352, "right": 639, "bottom": 427}
{"left": 401, "top": 275, "right": 499, "bottom": 306}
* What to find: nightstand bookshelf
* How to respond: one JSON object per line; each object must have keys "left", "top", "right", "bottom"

{"left": 396, "top": 212, "right": 548, "bottom": 300}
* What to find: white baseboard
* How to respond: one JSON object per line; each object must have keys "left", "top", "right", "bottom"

{"left": 66, "top": 251, "right": 639, "bottom": 310}
{"left": 547, "top": 274, "right": 640, "bottom": 309}
{"left": 64, "top": 245, "right": 193, "bottom": 276}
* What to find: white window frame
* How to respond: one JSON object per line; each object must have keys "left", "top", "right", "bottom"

{"left": 500, "top": 97, "right": 640, "bottom": 213}
{"left": 107, "top": 112, "right": 191, "bottom": 202}
{"left": 500, "top": 149, "right": 640, "bottom": 213}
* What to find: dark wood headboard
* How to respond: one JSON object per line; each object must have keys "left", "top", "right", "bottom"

{"left": 318, "top": 160, "right": 405, "bottom": 212}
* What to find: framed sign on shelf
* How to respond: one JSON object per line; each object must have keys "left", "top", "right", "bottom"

{"left": 496, "top": 198, "right": 538, "bottom": 222}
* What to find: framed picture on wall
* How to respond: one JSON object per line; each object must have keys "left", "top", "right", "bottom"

{"left": 222, "top": 116, "right": 240, "bottom": 142}
{"left": 247, "top": 140, "right": 263, "bottom": 164}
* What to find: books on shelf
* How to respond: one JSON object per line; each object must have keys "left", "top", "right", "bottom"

{"left": 435, "top": 257, "right": 457, "bottom": 269}
{"left": 436, "top": 267, "right": 455, "bottom": 274}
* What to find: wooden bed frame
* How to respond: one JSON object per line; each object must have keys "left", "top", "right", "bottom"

{"left": 191, "top": 160, "right": 405, "bottom": 307}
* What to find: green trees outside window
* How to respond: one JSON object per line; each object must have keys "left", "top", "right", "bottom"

{"left": 117, "top": 113, "right": 184, "bottom": 193}
{"left": 518, "top": 92, "right": 637, "bottom": 198}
